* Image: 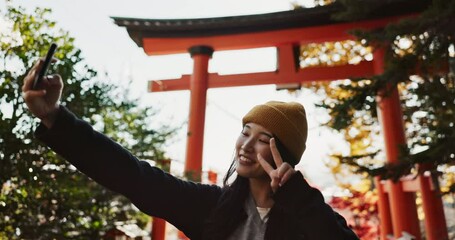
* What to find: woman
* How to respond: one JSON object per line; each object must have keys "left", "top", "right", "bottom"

{"left": 23, "top": 59, "right": 359, "bottom": 239}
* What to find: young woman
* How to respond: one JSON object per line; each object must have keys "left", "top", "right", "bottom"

{"left": 23, "top": 59, "right": 359, "bottom": 240}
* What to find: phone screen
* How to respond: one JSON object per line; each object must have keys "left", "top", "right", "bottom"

{"left": 33, "top": 43, "right": 57, "bottom": 89}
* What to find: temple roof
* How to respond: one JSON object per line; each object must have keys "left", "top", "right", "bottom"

{"left": 112, "top": 0, "right": 430, "bottom": 48}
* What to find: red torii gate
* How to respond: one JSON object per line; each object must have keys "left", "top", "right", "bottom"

{"left": 113, "top": 1, "right": 448, "bottom": 239}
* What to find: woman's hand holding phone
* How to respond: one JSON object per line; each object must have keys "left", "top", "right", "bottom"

{"left": 33, "top": 43, "right": 57, "bottom": 90}
{"left": 22, "top": 44, "right": 63, "bottom": 128}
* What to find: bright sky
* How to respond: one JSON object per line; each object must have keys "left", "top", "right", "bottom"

{"left": 5, "top": 0, "right": 354, "bottom": 190}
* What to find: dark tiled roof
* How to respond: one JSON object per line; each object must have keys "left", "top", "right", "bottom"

{"left": 112, "top": 0, "right": 430, "bottom": 47}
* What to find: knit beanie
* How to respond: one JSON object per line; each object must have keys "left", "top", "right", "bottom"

{"left": 242, "top": 101, "right": 308, "bottom": 166}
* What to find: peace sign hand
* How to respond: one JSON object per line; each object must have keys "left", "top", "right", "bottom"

{"left": 257, "top": 138, "right": 296, "bottom": 193}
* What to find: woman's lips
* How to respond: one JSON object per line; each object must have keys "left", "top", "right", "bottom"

{"left": 239, "top": 155, "right": 255, "bottom": 165}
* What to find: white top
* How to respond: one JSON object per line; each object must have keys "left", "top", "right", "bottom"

{"left": 256, "top": 207, "right": 271, "bottom": 222}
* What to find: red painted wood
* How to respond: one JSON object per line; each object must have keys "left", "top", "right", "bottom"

{"left": 142, "top": 16, "right": 407, "bottom": 55}
{"left": 151, "top": 218, "right": 166, "bottom": 240}
{"left": 375, "top": 176, "right": 393, "bottom": 240}
{"left": 374, "top": 48, "right": 421, "bottom": 240}
{"left": 149, "top": 61, "right": 374, "bottom": 92}
{"left": 419, "top": 163, "right": 449, "bottom": 240}
{"left": 184, "top": 52, "right": 211, "bottom": 182}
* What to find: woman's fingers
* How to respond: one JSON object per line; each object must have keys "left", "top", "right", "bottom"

{"left": 23, "top": 58, "right": 58, "bottom": 91}
{"left": 270, "top": 175, "right": 280, "bottom": 192}
{"left": 257, "top": 153, "right": 274, "bottom": 175}
{"left": 46, "top": 74, "right": 63, "bottom": 87}
{"left": 259, "top": 140, "right": 297, "bottom": 192}
{"left": 277, "top": 162, "right": 289, "bottom": 179}
{"left": 23, "top": 60, "right": 42, "bottom": 91}
{"left": 279, "top": 166, "right": 295, "bottom": 186}
{"left": 270, "top": 138, "right": 284, "bottom": 168}
{"left": 23, "top": 89, "right": 47, "bottom": 101}
{"left": 259, "top": 153, "right": 296, "bottom": 192}
{"left": 258, "top": 152, "right": 280, "bottom": 192}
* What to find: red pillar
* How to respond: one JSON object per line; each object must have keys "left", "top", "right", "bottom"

{"left": 185, "top": 46, "right": 213, "bottom": 182}
{"left": 152, "top": 218, "right": 166, "bottom": 240}
{"left": 207, "top": 170, "right": 218, "bottom": 184}
{"left": 151, "top": 159, "right": 171, "bottom": 240}
{"left": 374, "top": 48, "right": 421, "bottom": 239}
{"left": 374, "top": 176, "right": 393, "bottom": 240}
{"left": 419, "top": 165, "right": 449, "bottom": 240}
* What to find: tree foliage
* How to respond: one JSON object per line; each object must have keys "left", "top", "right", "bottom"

{"left": 301, "top": 0, "right": 455, "bottom": 195}
{"left": 0, "top": 3, "right": 174, "bottom": 239}
{"left": 330, "top": 190, "right": 379, "bottom": 239}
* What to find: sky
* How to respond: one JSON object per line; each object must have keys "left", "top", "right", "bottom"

{"left": 3, "top": 0, "right": 356, "bottom": 190}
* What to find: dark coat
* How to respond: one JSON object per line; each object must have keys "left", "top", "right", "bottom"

{"left": 36, "top": 107, "right": 359, "bottom": 240}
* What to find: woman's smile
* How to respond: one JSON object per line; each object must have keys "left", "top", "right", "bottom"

{"left": 238, "top": 154, "right": 256, "bottom": 165}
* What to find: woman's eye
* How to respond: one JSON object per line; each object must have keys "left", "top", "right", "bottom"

{"left": 259, "top": 139, "right": 270, "bottom": 144}
{"left": 241, "top": 131, "right": 249, "bottom": 136}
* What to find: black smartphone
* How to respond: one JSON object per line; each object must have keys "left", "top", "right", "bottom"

{"left": 33, "top": 43, "right": 57, "bottom": 89}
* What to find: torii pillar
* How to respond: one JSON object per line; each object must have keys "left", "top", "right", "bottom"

{"left": 374, "top": 48, "right": 449, "bottom": 240}
{"left": 418, "top": 163, "right": 449, "bottom": 240}
{"left": 185, "top": 46, "right": 214, "bottom": 182}
{"left": 374, "top": 48, "right": 421, "bottom": 239}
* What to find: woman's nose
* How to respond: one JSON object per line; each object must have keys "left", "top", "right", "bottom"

{"left": 241, "top": 138, "right": 254, "bottom": 152}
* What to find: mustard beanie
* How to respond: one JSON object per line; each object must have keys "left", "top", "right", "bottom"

{"left": 242, "top": 101, "right": 308, "bottom": 166}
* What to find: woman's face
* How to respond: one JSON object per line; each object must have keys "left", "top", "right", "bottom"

{"left": 235, "top": 123, "right": 274, "bottom": 179}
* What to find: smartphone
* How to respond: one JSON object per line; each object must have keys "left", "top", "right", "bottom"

{"left": 33, "top": 43, "right": 57, "bottom": 89}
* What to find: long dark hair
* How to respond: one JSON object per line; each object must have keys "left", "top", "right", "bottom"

{"left": 202, "top": 137, "right": 295, "bottom": 239}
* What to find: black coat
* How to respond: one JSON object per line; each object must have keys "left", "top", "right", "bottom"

{"left": 36, "top": 107, "right": 359, "bottom": 240}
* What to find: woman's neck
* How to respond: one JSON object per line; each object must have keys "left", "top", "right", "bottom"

{"left": 249, "top": 178, "right": 274, "bottom": 208}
